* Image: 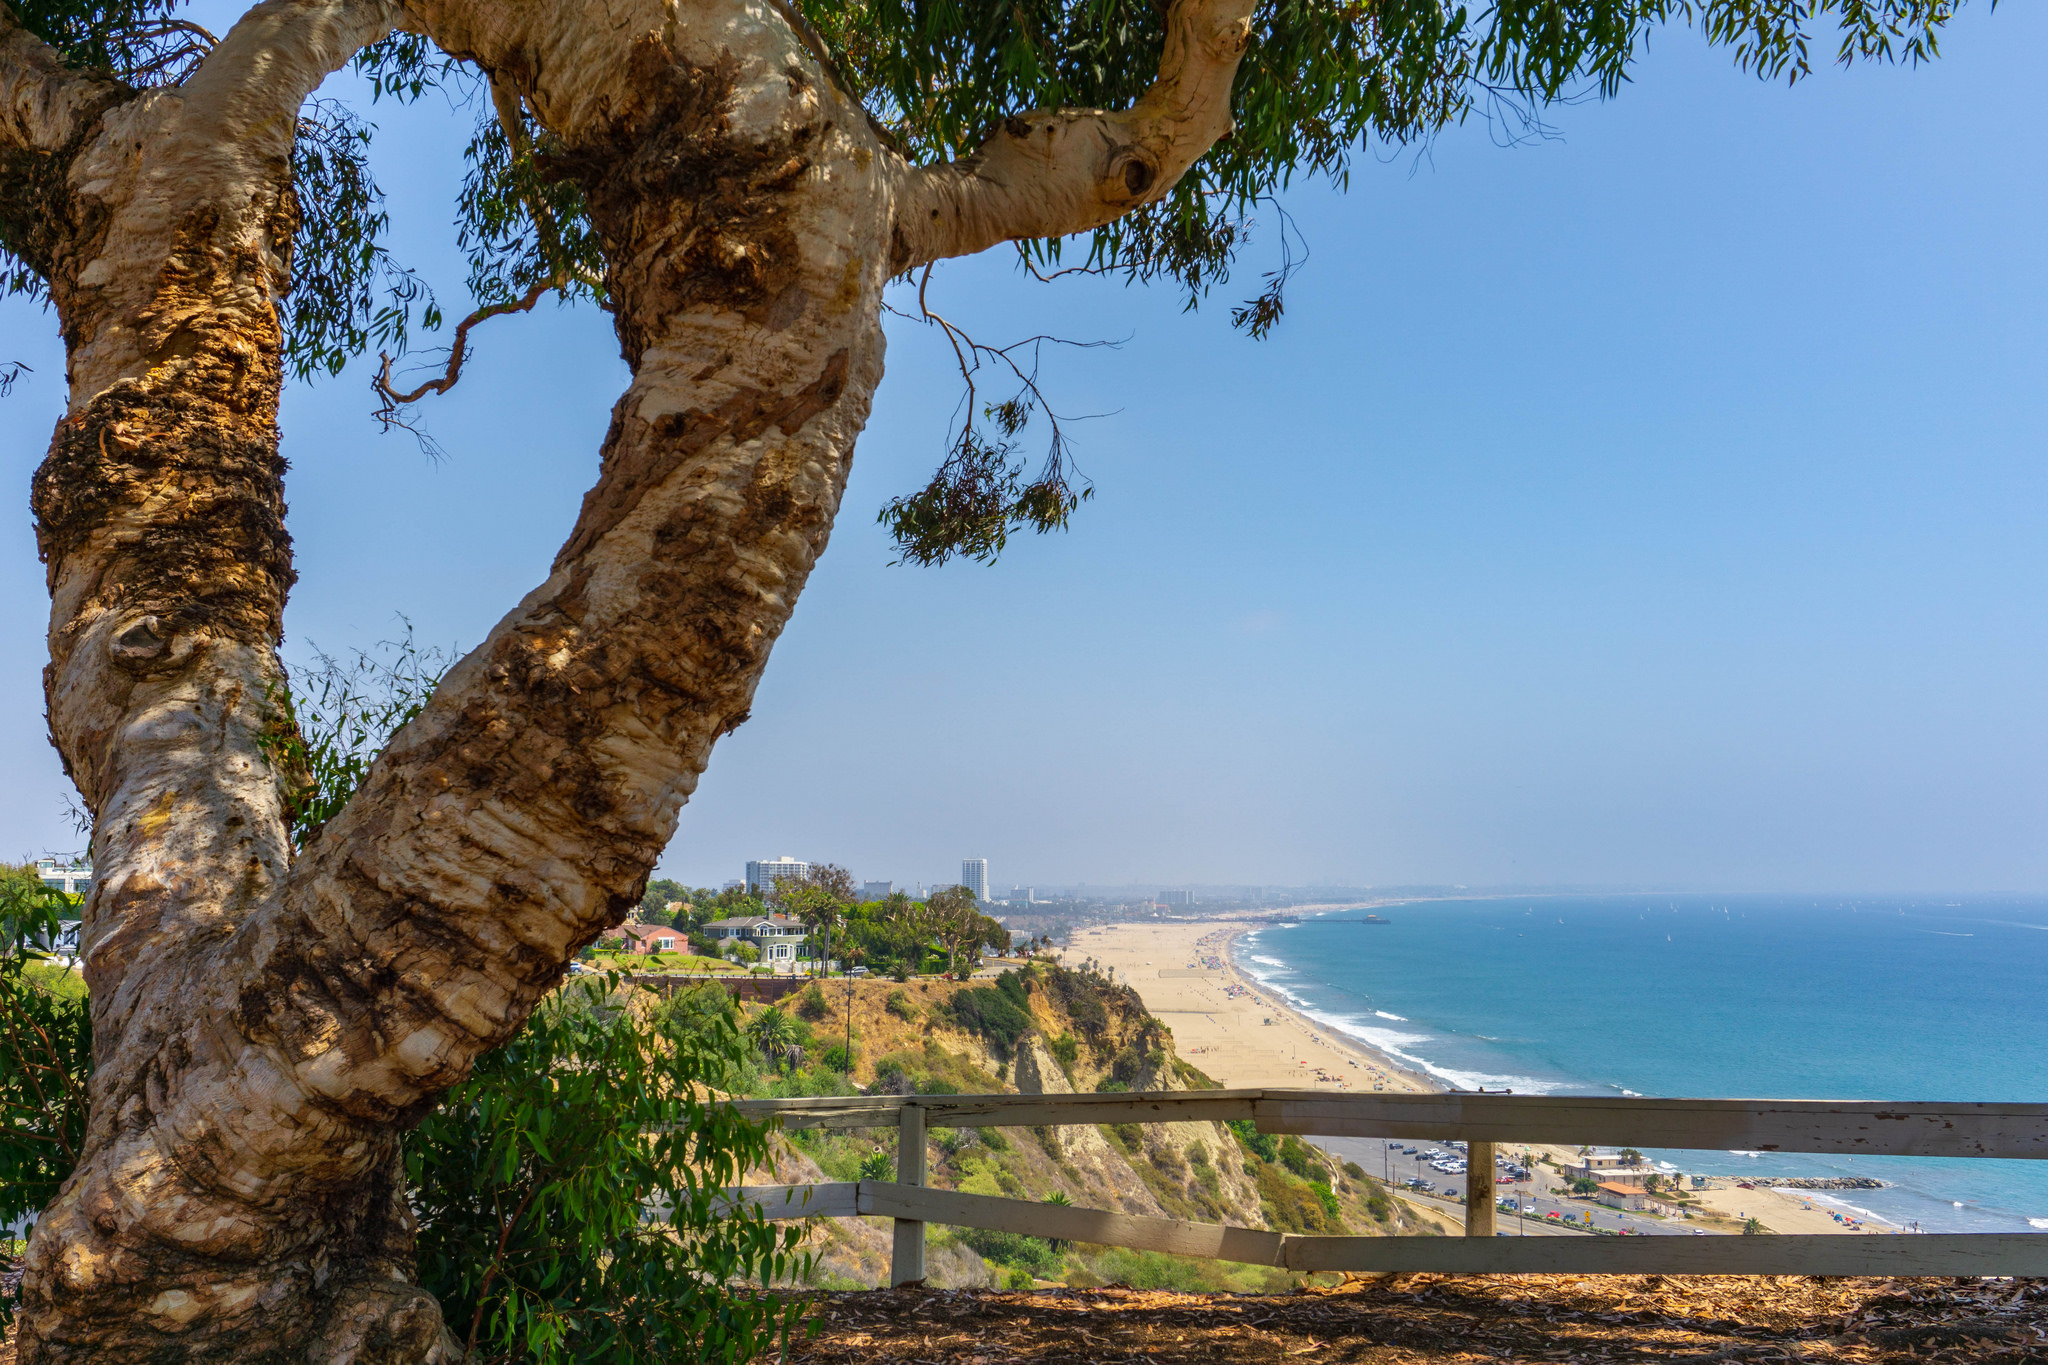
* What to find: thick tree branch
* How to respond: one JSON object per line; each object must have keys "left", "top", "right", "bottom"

{"left": 890, "top": 0, "right": 1257, "bottom": 270}
{"left": 0, "top": 2, "right": 126, "bottom": 152}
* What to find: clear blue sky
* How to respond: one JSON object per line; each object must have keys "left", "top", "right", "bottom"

{"left": 5, "top": 7, "right": 2044, "bottom": 893}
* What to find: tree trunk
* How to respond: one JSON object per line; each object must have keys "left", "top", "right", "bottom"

{"left": 5, "top": 0, "right": 1254, "bottom": 1354}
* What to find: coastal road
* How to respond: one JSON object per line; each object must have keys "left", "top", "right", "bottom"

{"left": 1314, "top": 1136, "right": 1721, "bottom": 1238}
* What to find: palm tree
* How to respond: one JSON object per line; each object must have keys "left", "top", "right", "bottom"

{"left": 748, "top": 1006, "right": 802, "bottom": 1071}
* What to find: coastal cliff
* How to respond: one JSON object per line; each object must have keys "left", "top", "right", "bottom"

{"left": 737, "top": 959, "right": 1426, "bottom": 1290}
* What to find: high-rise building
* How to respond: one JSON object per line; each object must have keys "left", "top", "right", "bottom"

{"left": 1159, "top": 890, "right": 1195, "bottom": 907}
{"left": 1009, "top": 886, "right": 1035, "bottom": 904}
{"left": 746, "top": 857, "right": 809, "bottom": 897}
{"left": 961, "top": 858, "right": 989, "bottom": 901}
{"left": 860, "top": 880, "right": 894, "bottom": 902}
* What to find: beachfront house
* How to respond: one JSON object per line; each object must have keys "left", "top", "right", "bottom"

{"left": 702, "top": 914, "right": 810, "bottom": 965}
{"left": 1564, "top": 1151, "right": 1659, "bottom": 1188}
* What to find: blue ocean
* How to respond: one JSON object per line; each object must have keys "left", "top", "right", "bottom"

{"left": 1234, "top": 895, "right": 2048, "bottom": 1234}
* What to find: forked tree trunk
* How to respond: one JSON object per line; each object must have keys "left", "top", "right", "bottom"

{"left": 2, "top": 0, "right": 1254, "bottom": 1357}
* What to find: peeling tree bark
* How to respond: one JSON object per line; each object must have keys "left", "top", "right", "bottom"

{"left": 4, "top": 0, "right": 1257, "bottom": 1355}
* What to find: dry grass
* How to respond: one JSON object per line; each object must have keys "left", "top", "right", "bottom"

{"left": 790, "top": 1275, "right": 2048, "bottom": 1365}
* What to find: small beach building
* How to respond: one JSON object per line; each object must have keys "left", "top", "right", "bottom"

{"left": 1565, "top": 1151, "right": 1659, "bottom": 1188}
{"left": 1594, "top": 1182, "right": 1654, "bottom": 1212}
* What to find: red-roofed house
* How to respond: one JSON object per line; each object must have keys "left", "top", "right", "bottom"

{"left": 617, "top": 922, "right": 682, "bottom": 955}
{"left": 1594, "top": 1182, "right": 1653, "bottom": 1212}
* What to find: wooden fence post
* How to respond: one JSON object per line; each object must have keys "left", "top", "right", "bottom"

{"left": 1465, "top": 1141, "right": 1496, "bottom": 1237}
{"left": 891, "top": 1102, "right": 927, "bottom": 1286}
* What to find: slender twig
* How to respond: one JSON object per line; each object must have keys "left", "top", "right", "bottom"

{"left": 373, "top": 276, "right": 556, "bottom": 410}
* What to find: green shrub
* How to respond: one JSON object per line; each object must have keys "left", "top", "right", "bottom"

{"left": 1257, "top": 1162, "right": 1336, "bottom": 1234}
{"left": 945, "top": 974, "right": 1033, "bottom": 1058}
{"left": 1278, "top": 1134, "right": 1325, "bottom": 1180}
{"left": 1227, "top": 1118, "right": 1278, "bottom": 1163}
{"left": 1342, "top": 1160, "right": 1366, "bottom": 1180}
{"left": 957, "top": 1227, "right": 1061, "bottom": 1275}
{"left": 796, "top": 984, "right": 830, "bottom": 1021}
{"left": 1309, "top": 1180, "right": 1342, "bottom": 1220}
{"left": 1048, "top": 1033, "right": 1079, "bottom": 1074}
{"left": 409, "top": 973, "right": 810, "bottom": 1362}
{"left": 0, "top": 872, "right": 91, "bottom": 1334}
{"left": 885, "top": 989, "right": 918, "bottom": 1020}
{"left": 859, "top": 1150, "right": 894, "bottom": 1181}
{"left": 819, "top": 1042, "right": 856, "bottom": 1073}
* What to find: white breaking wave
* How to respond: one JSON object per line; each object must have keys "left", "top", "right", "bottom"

{"left": 2030, "top": 1218, "right": 2048, "bottom": 1230}
{"left": 1728, "top": 1151, "right": 1765, "bottom": 1158}
{"left": 1374, "top": 1010, "right": 1408, "bottom": 1021}
{"left": 1297, "top": 1006, "right": 1569, "bottom": 1094}
{"left": 1248, "top": 955, "right": 1289, "bottom": 970}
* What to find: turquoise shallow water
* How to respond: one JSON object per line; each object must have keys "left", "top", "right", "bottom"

{"left": 1234, "top": 895, "right": 2048, "bottom": 1233}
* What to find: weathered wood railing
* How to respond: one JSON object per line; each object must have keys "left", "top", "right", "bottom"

{"left": 722, "top": 1089, "right": 2048, "bottom": 1281}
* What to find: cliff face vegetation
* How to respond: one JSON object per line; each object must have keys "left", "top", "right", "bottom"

{"left": 734, "top": 960, "right": 1434, "bottom": 1291}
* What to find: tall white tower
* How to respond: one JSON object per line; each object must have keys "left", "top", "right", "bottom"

{"left": 961, "top": 858, "right": 989, "bottom": 901}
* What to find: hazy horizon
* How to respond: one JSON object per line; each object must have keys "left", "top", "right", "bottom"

{"left": 5, "top": 5, "right": 2046, "bottom": 894}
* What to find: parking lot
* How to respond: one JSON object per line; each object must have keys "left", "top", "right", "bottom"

{"left": 1313, "top": 1136, "right": 1721, "bottom": 1237}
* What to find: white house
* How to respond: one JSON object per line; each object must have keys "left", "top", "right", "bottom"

{"left": 702, "top": 914, "right": 809, "bottom": 963}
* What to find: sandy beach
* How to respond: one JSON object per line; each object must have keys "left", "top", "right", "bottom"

{"left": 1062, "top": 918, "right": 1433, "bottom": 1094}
{"left": 1059, "top": 915, "right": 1886, "bottom": 1236}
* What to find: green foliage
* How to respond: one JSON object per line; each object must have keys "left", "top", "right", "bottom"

{"left": 282, "top": 100, "right": 440, "bottom": 381}
{"left": 1047, "top": 1032, "right": 1079, "bottom": 1074}
{"left": 1342, "top": 1160, "right": 1366, "bottom": 1180}
{"left": 747, "top": 1006, "right": 804, "bottom": 1070}
{"left": 944, "top": 970, "right": 1034, "bottom": 1059}
{"left": 858, "top": 1149, "right": 894, "bottom": 1181}
{"left": 884, "top": 988, "right": 919, "bottom": 1021}
{"left": 407, "top": 973, "right": 810, "bottom": 1362}
{"left": 263, "top": 626, "right": 452, "bottom": 851}
{"left": 878, "top": 420, "right": 1091, "bottom": 568}
{"left": 1308, "top": 1179, "right": 1342, "bottom": 1220}
{"left": 638, "top": 878, "right": 689, "bottom": 923}
{"left": 818, "top": 1042, "right": 856, "bottom": 1073}
{"left": 454, "top": 103, "right": 606, "bottom": 315}
{"left": 796, "top": 984, "right": 831, "bottom": 1021}
{"left": 0, "top": 868, "right": 91, "bottom": 1335}
{"left": 1743, "top": 1215, "right": 1767, "bottom": 1235}
{"left": 1079, "top": 1246, "right": 1290, "bottom": 1293}
{"left": 954, "top": 1226, "right": 1062, "bottom": 1276}
{"left": 1256, "top": 1161, "right": 1337, "bottom": 1234}
{"left": 1277, "top": 1134, "right": 1325, "bottom": 1181}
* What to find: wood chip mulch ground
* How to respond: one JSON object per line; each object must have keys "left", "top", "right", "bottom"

{"left": 790, "top": 1275, "right": 2048, "bottom": 1365}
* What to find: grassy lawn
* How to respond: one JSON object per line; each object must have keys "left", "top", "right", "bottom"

{"left": 24, "top": 957, "right": 87, "bottom": 1001}
{"left": 589, "top": 950, "right": 741, "bottom": 973}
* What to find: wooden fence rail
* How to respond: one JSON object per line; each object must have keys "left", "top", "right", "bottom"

{"left": 721, "top": 1089, "right": 2048, "bottom": 1283}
